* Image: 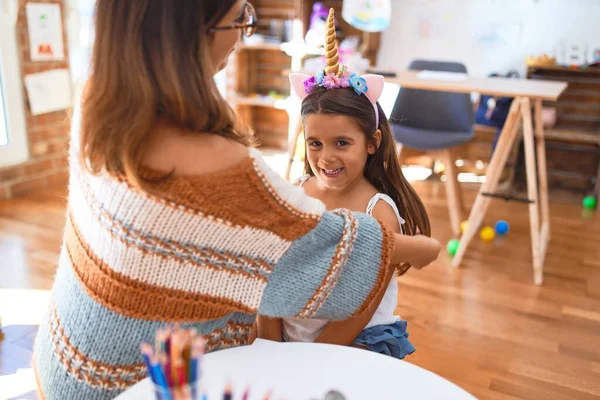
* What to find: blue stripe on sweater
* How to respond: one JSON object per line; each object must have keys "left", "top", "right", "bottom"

{"left": 315, "top": 212, "right": 385, "bottom": 319}
{"left": 50, "top": 248, "right": 255, "bottom": 366}
{"left": 34, "top": 322, "right": 124, "bottom": 400}
{"left": 259, "top": 212, "right": 386, "bottom": 320}
{"left": 259, "top": 212, "right": 342, "bottom": 317}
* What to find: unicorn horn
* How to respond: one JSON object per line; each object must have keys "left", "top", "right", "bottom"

{"left": 324, "top": 8, "right": 340, "bottom": 75}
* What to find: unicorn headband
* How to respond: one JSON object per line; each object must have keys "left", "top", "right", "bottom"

{"left": 289, "top": 8, "right": 384, "bottom": 128}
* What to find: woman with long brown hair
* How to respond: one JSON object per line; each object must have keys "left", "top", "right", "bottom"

{"left": 33, "top": 2, "right": 440, "bottom": 398}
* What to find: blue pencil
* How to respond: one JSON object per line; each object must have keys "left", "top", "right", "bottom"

{"left": 140, "top": 344, "right": 156, "bottom": 384}
{"left": 150, "top": 355, "right": 172, "bottom": 400}
{"left": 190, "top": 335, "right": 206, "bottom": 399}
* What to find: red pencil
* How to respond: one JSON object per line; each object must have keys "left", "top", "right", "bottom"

{"left": 156, "top": 329, "right": 173, "bottom": 388}
{"left": 241, "top": 386, "right": 250, "bottom": 400}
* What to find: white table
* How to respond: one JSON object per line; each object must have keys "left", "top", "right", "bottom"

{"left": 116, "top": 339, "right": 475, "bottom": 400}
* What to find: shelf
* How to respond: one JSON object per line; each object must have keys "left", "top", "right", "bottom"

{"left": 238, "top": 43, "right": 285, "bottom": 51}
{"left": 545, "top": 127, "right": 600, "bottom": 144}
{"left": 238, "top": 41, "right": 324, "bottom": 57}
{"left": 234, "top": 94, "right": 290, "bottom": 110}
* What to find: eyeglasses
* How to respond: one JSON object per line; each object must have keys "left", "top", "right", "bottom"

{"left": 209, "top": 3, "right": 257, "bottom": 38}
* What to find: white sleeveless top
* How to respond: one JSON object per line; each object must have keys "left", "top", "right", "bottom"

{"left": 282, "top": 178, "right": 405, "bottom": 342}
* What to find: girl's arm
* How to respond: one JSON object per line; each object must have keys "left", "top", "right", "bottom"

{"left": 314, "top": 300, "right": 381, "bottom": 345}
{"left": 314, "top": 201, "right": 402, "bottom": 345}
{"left": 257, "top": 316, "right": 283, "bottom": 342}
{"left": 253, "top": 150, "right": 439, "bottom": 321}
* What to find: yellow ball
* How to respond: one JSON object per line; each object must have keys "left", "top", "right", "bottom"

{"left": 460, "top": 220, "right": 469, "bottom": 233}
{"left": 480, "top": 226, "right": 495, "bottom": 241}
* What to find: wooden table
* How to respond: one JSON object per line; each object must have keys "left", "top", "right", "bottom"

{"left": 116, "top": 339, "right": 476, "bottom": 400}
{"left": 386, "top": 70, "right": 567, "bottom": 285}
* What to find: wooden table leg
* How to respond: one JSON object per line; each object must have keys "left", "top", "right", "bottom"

{"left": 596, "top": 157, "right": 600, "bottom": 197}
{"left": 440, "top": 149, "right": 462, "bottom": 236}
{"left": 534, "top": 99, "right": 551, "bottom": 251}
{"left": 452, "top": 99, "right": 522, "bottom": 268}
{"left": 522, "top": 98, "right": 543, "bottom": 285}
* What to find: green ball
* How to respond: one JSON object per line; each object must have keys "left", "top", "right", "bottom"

{"left": 447, "top": 239, "right": 460, "bottom": 256}
{"left": 582, "top": 196, "right": 597, "bottom": 210}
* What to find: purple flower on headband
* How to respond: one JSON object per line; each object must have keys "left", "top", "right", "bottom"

{"left": 349, "top": 74, "right": 368, "bottom": 95}
{"left": 339, "top": 71, "right": 351, "bottom": 88}
{"left": 304, "top": 76, "right": 317, "bottom": 94}
{"left": 322, "top": 73, "right": 341, "bottom": 89}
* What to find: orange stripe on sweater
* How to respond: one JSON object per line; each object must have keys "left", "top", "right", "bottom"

{"left": 117, "top": 157, "right": 321, "bottom": 241}
{"left": 65, "top": 214, "right": 259, "bottom": 321}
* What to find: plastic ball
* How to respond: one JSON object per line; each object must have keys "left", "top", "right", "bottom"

{"left": 480, "top": 226, "right": 495, "bottom": 241}
{"left": 495, "top": 220, "right": 510, "bottom": 236}
{"left": 460, "top": 220, "right": 469, "bottom": 233}
{"left": 582, "top": 195, "right": 597, "bottom": 210}
{"left": 446, "top": 239, "right": 460, "bottom": 256}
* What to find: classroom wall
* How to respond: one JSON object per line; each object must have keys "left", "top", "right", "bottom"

{"left": 377, "top": 0, "right": 600, "bottom": 77}
{"left": 0, "top": 0, "right": 70, "bottom": 200}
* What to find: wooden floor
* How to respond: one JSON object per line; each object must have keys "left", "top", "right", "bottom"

{"left": 1, "top": 180, "right": 599, "bottom": 399}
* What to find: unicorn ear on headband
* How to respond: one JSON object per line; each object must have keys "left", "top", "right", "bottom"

{"left": 289, "top": 72, "right": 314, "bottom": 100}
{"left": 288, "top": 8, "right": 385, "bottom": 127}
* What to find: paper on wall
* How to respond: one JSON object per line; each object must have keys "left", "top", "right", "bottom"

{"left": 26, "top": 3, "right": 65, "bottom": 61}
{"left": 24, "top": 69, "right": 72, "bottom": 116}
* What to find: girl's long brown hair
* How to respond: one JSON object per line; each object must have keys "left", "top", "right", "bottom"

{"left": 80, "top": 0, "right": 252, "bottom": 186}
{"left": 302, "top": 87, "right": 431, "bottom": 274}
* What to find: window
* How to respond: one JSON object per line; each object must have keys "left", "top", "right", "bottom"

{"left": 0, "top": 3, "right": 28, "bottom": 167}
{"left": 66, "top": 0, "right": 95, "bottom": 89}
{"left": 0, "top": 74, "right": 8, "bottom": 146}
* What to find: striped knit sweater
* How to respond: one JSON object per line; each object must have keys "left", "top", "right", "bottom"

{"left": 33, "top": 135, "right": 394, "bottom": 399}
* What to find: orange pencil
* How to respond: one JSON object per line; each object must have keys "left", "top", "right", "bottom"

{"left": 170, "top": 329, "right": 180, "bottom": 388}
{"left": 181, "top": 330, "right": 191, "bottom": 383}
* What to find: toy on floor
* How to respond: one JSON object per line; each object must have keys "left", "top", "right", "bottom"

{"left": 494, "top": 220, "right": 510, "bottom": 236}
{"left": 582, "top": 195, "right": 597, "bottom": 210}
{"left": 480, "top": 226, "right": 495, "bottom": 241}
{"left": 446, "top": 239, "right": 460, "bottom": 256}
{"left": 449, "top": 219, "right": 509, "bottom": 255}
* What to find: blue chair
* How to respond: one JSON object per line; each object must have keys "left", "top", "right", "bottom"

{"left": 391, "top": 60, "right": 474, "bottom": 235}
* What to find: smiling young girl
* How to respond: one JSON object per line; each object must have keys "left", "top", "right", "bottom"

{"left": 258, "top": 9, "right": 431, "bottom": 358}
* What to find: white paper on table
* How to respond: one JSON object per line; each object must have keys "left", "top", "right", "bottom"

{"left": 416, "top": 70, "right": 468, "bottom": 81}
{"left": 26, "top": 3, "right": 65, "bottom": 61}
{"left": 24, "top": 69, "right": 72, "bottom": 116}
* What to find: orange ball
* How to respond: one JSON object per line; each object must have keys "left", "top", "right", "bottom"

{"left": 480, "top": 226, "right": 495, "bottom": 241}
